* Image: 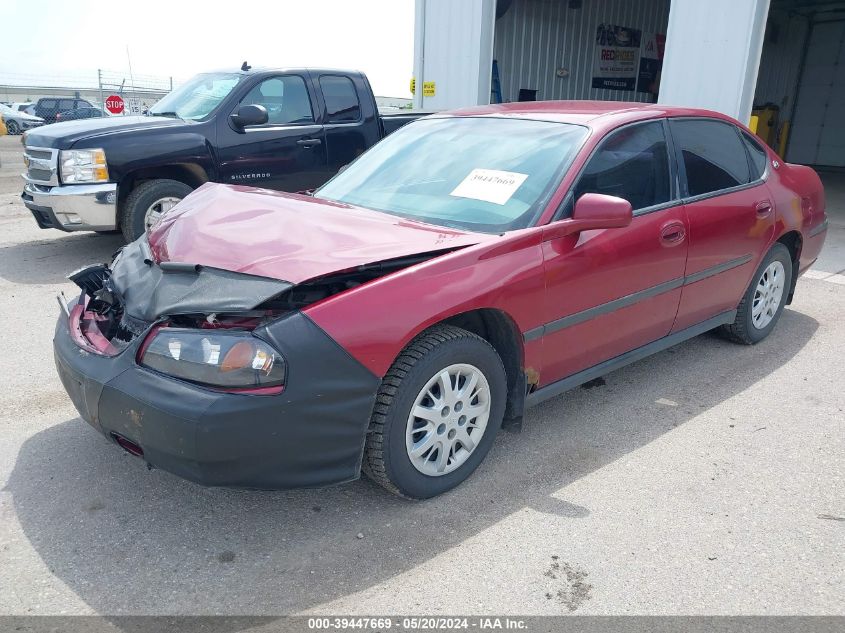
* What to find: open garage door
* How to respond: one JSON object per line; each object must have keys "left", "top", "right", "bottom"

{"left": 787, "top": 19, "right": 845, "bottom": 167}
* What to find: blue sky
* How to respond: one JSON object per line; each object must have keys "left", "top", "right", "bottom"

{"left": 1, "top": 0, "right": 415, "bottom": 97}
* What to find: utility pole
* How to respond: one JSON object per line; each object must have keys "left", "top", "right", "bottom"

{"left": 98, "top": 69, "right": 104, "bottom": 111}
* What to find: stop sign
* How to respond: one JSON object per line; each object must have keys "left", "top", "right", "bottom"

{"left": 105, "top": 94, "right": 125, "bottom": 115}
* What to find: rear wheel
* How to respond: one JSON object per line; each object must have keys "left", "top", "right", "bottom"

{"left": 120, "top": 179, "right": 193, "bottom": 242}
{"left": 363, "top": 325, "right": 507, "bottom": 499}
{"left": 6, "top": 120, "right": 20, "bottom": 135}
{"left": 722, "top": 243, "right": 792, "bottom": 344}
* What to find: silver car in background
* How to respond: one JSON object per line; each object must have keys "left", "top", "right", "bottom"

{"left": 0, "top": 104, "right": 44, "bottom": 135}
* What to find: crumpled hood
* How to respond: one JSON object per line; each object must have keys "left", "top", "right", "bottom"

{"left": 148, "top": 183, "right": 492, "bottom": 284}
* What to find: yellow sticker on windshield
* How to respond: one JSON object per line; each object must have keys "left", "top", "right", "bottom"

{"left": 450, "top": 169, "right": 528, "bottom": 205}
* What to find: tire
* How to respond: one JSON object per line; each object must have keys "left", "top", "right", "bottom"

{"left": 6, "top": 120, "right": 20, "bottom": 135}
{"left": 363, "top": 325, "right": 507, "bottom": 499}
{"left": 120, "top": 179, "right": 193, "bottom": 242}
{"left": 722, "top": 243, "right": 793, "bottom": 345}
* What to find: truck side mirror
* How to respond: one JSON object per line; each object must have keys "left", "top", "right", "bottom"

{"left": 229, "top": 104, "right": 269, "bottom": 131}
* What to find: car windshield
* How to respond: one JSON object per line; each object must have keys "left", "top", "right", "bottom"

{"left": 315, "top": 116, "right": 588, "bottom": 232}
{"left": 148, "top": 72, "right": 243, "bottom": 120}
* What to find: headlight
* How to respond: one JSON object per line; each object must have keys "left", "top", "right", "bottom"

{"left": 139, "top": 328, "right": 286, "bottom": 392}
{"left": 59, "top": 148, "right": 109, "bottom": 184}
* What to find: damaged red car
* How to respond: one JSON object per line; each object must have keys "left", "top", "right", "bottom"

{"left": 54, "top": 102, "right": 828, "bottom": 498}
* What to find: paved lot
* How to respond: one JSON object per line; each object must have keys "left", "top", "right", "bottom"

{"left": 0, "top": 134, "right": 842, "bottom": 616}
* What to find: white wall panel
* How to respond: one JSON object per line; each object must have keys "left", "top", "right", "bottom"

{"left": 658, "top": 0, "right": 770, "bottom": 122}
{"left": 492, "top": 0, "right": 670, "bottom": 103}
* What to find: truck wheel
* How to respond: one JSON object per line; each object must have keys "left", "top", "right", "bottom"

{"left": 121, "top": 179, "right": 193, "bottom": 242}
{"left": 363, "top": 325, "right": 507, "bottom": 499}
{"left": 6, "top": 120, "right": 20, "bottom": 135}
{"left": 721, "top": 243, "right": 792, "bottom": 345}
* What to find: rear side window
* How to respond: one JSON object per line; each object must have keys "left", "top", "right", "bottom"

{"left": 670, "top": 119, "right": 751, "bottom": 197}
{"left": 319, "top": 75, "right": 361, "bottom": 123}
{"left": 39, "top": 99, "right": 56, "bottom": 109}
{"left": 574, "top": 120, "right": 672, "bottom": 212}
{"left": 741, "top": 131, "right": 768, "bottom": 180}
{"left": 58, "top": 99, "right": 74, "bottom": 111}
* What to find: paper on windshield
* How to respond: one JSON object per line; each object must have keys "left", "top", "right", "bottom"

{"left": 450, "top": 169, "right": 529, "bottom": 206}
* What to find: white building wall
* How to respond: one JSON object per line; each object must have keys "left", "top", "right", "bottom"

{"left": 492, "top": 0, "right": 670, "bottom": 104}
{"left": 413, "top": 0, "right": 496, "bottom": 110}
{"left": 658, "top": 0, "right": 770, "bottom": 122}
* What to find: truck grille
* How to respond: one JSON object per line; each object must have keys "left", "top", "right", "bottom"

{"left": 23, "top": 146, "right": 58, "bottom": 186}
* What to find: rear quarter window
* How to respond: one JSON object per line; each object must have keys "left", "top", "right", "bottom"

{"left": 741, "top": 131, "right": 769, "bottom": 180}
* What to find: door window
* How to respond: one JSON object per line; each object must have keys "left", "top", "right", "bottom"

{"left": 741, "top": 131, "right": 768, "bottom": 181}
{"left": 40, "top": 99, "right": 56, "bottom": 110}
{"left": 573, "top": 120, "right": 672, "bottom": 212}
{"left": 240, "top": 76, "right": 314, "bottom": 125}
{"left": 319, "top": 75, "right": 361, "bottom": 123}
{"left": 670, "top": 119, "right": 751, "bottom": 197}
{"left": 58, "top": 99, "right": 74, "bottom": 111}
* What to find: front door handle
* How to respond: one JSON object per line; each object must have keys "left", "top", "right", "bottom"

{"left": 660, "top": 221, "right": 686, "bottom": 246}
{"left": 297, "top": 138, "right": 322, "bottom": 148}
{"left": 755, "top": 200, "right": 773, "bottom": 218}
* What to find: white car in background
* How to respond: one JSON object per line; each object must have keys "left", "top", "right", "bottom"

{"left": 0, "top": 104, "right": 44, "bottom": 135}
{"left": 11, "top": 102, "right": 35, "bottom": 115}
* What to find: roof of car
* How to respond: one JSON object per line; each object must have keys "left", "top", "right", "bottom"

{"left": 440, "top": 100, "right": 738, "bottom": 129}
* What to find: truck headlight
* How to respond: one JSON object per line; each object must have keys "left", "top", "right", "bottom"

{"left": 59, "top": 148, "right": 109, "bottom": 184}
{"left": 139, "top": 328, "right": 286, "bottom": 392}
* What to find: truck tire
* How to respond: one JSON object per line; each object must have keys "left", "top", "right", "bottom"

{"left": 121, "top": 179, "right": 193, "bottom": 242}
{"left": 362, "top": 325, "right": 507, "bottom": 499}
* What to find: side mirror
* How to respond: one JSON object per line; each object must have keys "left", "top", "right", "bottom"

{"left": 546, "top": 193, "right": 633, "bottom": 239}
{"left": 229, "top": 104, "right": 268, "bottom": 131}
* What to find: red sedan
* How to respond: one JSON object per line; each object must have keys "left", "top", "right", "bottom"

{"left": 54, "top": 102, "right": 827, "bottom": 498}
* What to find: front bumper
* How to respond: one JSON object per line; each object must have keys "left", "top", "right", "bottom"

{"left": 20, "top": 120, "right": 44, "bottom": 130}
{"left": 22, "top": 181, "right": 117, "bottom": 232}
{"left": 53, "top": 308, "right": 381, "bottom": 489}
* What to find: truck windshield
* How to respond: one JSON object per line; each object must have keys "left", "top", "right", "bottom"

{"left": 148, "top": 73, "right": 243, "bottom": 120}
{"left": 315, "top": 116, "right": 588, "bottom": 233}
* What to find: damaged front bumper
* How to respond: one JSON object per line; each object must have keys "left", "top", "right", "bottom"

{"left": 53, "top": 241, "right": 382, "bottom": 489}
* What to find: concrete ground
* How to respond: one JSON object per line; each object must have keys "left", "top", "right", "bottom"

{"left": 0, "top": 135, "right": 842, "bottom": 616}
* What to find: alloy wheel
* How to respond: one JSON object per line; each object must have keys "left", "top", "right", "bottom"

{"left": 143, "top": 196, "right": 181, "bottom": 231}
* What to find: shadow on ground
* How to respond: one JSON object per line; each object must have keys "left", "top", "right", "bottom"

{"left": 0, "top": 232, "right": 123, "bottom": 285}
{"left": 5, "top": 310, "right": 817, "bottom": 618}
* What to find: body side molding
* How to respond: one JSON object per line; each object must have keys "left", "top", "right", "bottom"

{"left": 525, "top": 310, "right": 737, "bottom": 407}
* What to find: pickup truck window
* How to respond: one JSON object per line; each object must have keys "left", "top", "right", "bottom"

{"left": 319, "top": 75, "right": 361, "bottom": 123}
{"left": 316, "top": 116, "right": 588, "bottom": 233}
{"left": 239, "top": 75, "right": 314, "bottom": 125}
{"left": 149, "top": 72, "right": 243, "bottom": 121}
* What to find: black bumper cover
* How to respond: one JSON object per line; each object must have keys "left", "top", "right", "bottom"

{"left": 53, "top": 310, "right": 381, "bottom": 489}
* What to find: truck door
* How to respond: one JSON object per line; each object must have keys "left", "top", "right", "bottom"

{"left": 315, "top": 74, "right": 381, "bottom": 180}
{"left": 217, "top": 74, "right": 327, "bottom": 192}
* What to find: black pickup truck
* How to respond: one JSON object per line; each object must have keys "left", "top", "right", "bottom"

{"left": 21, "top": 67, "right": 424, "bottom": 241}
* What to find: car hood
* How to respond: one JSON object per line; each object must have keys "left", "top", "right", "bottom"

{"left": 22, "top": 115, "right": 191, "bottom": 148}
{"left": 148, "top": 183, "right": 493, "bottom": 284}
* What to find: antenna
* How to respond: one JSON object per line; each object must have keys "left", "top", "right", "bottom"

{"left": 241, "top": 61, "right": 251, "bottom": 72}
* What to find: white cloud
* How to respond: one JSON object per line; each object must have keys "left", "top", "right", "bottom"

{"left": 0, "top": 0, "right": 415, "bottom": 97}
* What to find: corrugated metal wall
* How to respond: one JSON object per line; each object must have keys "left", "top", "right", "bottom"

{"left": 492, "top": 0, "right": 670, "bottom": 103}
{"left": 753, "top": 9, "right": 810, "bottom": 112}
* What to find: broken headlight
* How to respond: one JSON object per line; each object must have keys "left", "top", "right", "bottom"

{"left": 140, "top": 328, "right": 285, "bottom": 392}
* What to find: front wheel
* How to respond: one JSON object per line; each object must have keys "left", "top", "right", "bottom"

{"left": 722, "top": 243, "right": 793, "bottom": 344}
{"left": 6, "top": 120, "right": 20, "bottom": 135}
{"left": 363, "top": 325, "right": 507, "bottom": 499}
{"left": 120, "top": 179, "right": 193, "bottom": 242}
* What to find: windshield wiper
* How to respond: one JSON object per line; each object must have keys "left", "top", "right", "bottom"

{"left": 148, "top": 111, "right": 181, "bottom": 118}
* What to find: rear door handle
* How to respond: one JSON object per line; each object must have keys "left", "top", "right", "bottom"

{"left": 755, "top": 200, "right": 773, "bottom": 218}
{"left": 297, "top": 138, "right": 322, "bottom": 148}
{"left": 660, "top": 221, "right": 686, "bottom": 246}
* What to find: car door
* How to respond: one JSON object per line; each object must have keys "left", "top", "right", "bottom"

{"left": 668, "top": 118, "right": 775, "bottom": 332}
{"left": 216, "top": 74, "right": 327, "bottom": 191}
{"left": 539, "top": 120, "right": 689, "bottom": 384}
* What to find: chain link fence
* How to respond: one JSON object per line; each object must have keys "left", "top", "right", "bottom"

{"left": 0, "top": 70, "right": 180, "bottom": 114}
